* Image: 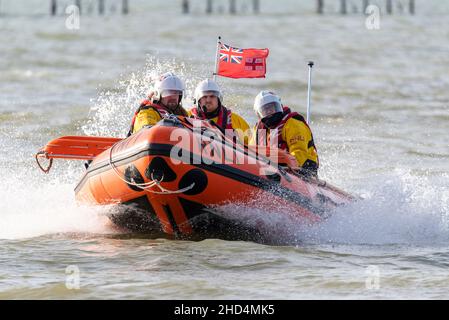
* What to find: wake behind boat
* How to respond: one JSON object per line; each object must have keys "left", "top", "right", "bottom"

{"left": 36, "top": 115, "right": 354, "bottom": 244}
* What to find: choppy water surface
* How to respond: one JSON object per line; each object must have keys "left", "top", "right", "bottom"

{"left": 0, "top": 0, "right": 448, "bottom": 299}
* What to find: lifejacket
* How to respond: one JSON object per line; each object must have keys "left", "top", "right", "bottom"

{"left": 127, "top": 99, "right": 181, "bottom": 137}
{"left": 256, "top": 106, "right": 316, "bottom": 151}
{"left": 190, "top": 105, "right": 234, "bottom": 131}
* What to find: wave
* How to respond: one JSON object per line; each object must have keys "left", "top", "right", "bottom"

{"left": 0, "top": 173, "right": 116, "bottom": 240}
{"left": 212, "top": 170, "right": 449, "bottom": 246}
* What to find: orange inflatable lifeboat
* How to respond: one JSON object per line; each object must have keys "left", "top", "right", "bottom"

{"left": 37, "top": 116, "right": 354, "bottom": 243}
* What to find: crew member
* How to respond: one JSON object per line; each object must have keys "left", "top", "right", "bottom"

{"left": 190, "top": 79, "right": 250, "bottom": 145}
{"left": 252, "top": 90, "right": 319, "bottom": 177}
{"left": 128, "top": 72, "right": 189, "bottom": 136}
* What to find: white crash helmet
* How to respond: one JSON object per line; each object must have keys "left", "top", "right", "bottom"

{"left": 253, "top": 90, "right": 283, "bottom": 119}
{"left": 153, "top": 72, "right": 185, "bottom": 101}
{"left": 194, "top": 79, "right": 223, "bottom": 106}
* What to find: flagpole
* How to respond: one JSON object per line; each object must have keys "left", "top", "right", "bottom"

{"left": 213, "top": 36, "right": 221, "bottom": 81}
{"left": 306, "top": 61, "right": 314, "bottom": 124}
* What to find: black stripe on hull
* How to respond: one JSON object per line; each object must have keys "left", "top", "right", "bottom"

{"left": 162, "top": 204, "right": 179, "bottom": 235}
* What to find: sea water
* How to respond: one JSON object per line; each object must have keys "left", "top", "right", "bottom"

{"left": 0, "top": 0, "right": 448, "bottom": 299}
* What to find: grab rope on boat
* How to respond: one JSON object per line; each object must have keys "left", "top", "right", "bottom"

{"left": 108, "top": 140, "right": 195, "bottom": 194}
{"left": 35, "top": 151, "right": 53, "bottom": 174}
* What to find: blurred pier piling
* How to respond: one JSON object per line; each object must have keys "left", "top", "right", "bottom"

{"left": 0, "top": 0, "right": 416, "bottom": 17}
{"left": 319, "top": 0, "right": 416, "bottom": 15}
{"left": 51, "top": 0, "right": 56, "bottom": 15}
{"left": 98, "top": 0, "right": 104, "bottom": 15}
{"left": 229, "top": 0, "right": 236, "bottom": 14}
{"left": 182, "top": 0, "right": 260, "bottom": 15}
{"left": 340, "top": 0, "right": 347, "bottom": 14}
{"left": 182, "top": 0, "right": 189, "bottom": 14}
{"left": 49, "top": 0, "right": 130, "bottom": 16}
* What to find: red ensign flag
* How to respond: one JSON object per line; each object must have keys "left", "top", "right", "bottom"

{"left": 216, "top": 42, "right": 269, "bottom": 79}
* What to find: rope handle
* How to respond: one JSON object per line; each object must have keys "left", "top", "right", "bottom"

{"left": 108, "top": 140, "right": 195, "bottom": 194}
{"left": 35, "top": 151, "right": 53, "bottom": 174}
